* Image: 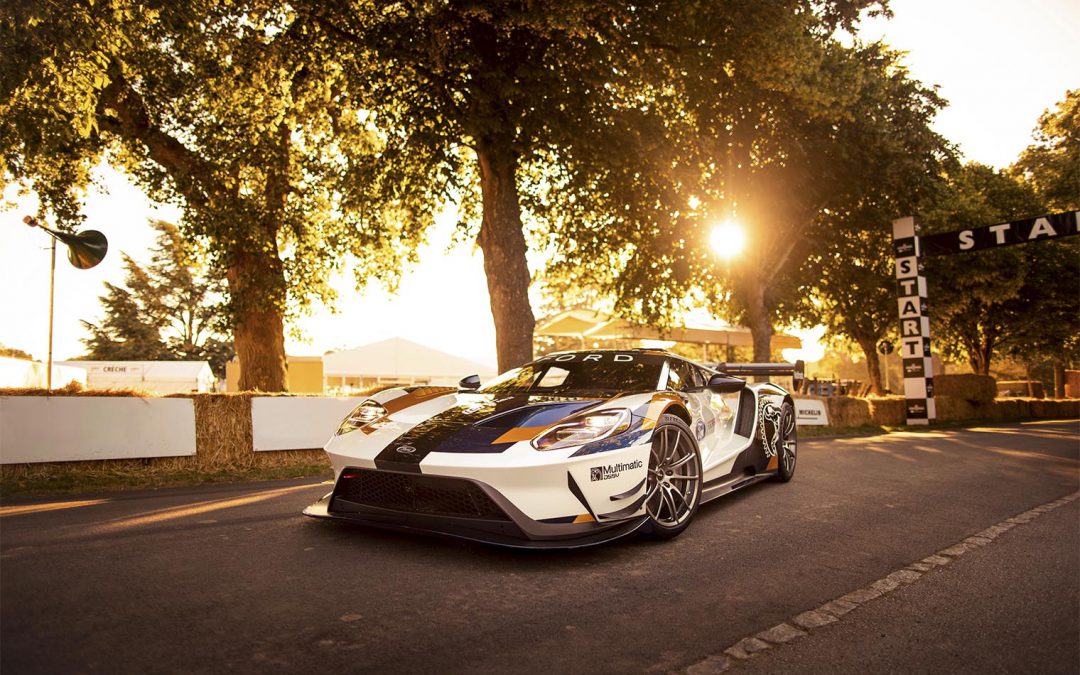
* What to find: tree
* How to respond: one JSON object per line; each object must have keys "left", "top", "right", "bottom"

{"left": 1013, "top": 90, "right": 1079, "bottom": 211}
{"left": 1010, "top": 89, "right": 1080, "bottom": 396}
{"left": 81, "top": 220, "right": 234, "bottom": 376}
{"left": 305, "top": 1, "right": 889, "bottom": 372}
{"left": 544, "top": 22, "right": 950, "bottom": 373}
{"left": 0, "top": 344, "right": 34, "bottom": 360}
{"left": 922, "top": 164, "right": 1046, "bottom": 375}
{"left": 1, "top": 1, "right": 430, "bottom": 390}
{"left": 997, "top": 239, "right": 1080, "bottom": 397}
{"left": 779, "top": 45, "right": 954, "bottom": 394}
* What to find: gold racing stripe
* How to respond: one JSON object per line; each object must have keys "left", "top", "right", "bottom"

{"left": 358, "top": 387, "right": 456, "bottom": 434}
{"left": 382, "top": 386, "right": 456, "bottom": 414}
{"left": 491, "top": 425, "right": 550, "bottom": 444}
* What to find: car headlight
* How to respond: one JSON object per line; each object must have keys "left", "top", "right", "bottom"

{"left": 531, "top": 409, "right": 632, "bottom": 451}
{"left": 337, "top": 400, "right": 389, "bottom": 436}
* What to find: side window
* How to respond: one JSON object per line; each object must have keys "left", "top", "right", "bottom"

{"left": 666, "top": 360, "right": 698, "bottom": 392}
{"left": 692, "top": 366, "right": 710, "bottom": 388}
{"left": 535, "top": 366, "right": 570, "bottom": 389}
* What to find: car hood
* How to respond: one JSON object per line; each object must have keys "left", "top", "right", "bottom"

{"left": 377, "top": 393, "right": 606, "bottom": 462}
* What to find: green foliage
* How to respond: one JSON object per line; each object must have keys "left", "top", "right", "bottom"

{"left": 997, "top": 238, "right": 1080, "bottom": 369}
{"left": 1013, "top": 90, "right": 1079, "bottom": 212}
{"left": 305, "top": 1, "right": 894, "bottom": 365}
{"left": 0, "top": 344, "right": 34, "bottom": 360}
{"left": 777, "top": 47, "right": 953, "bottom": 388}
{"left": 923, "top": 164, "right": 1048, "bottom": 373}
{"left": 81, "top": 220, "right": 235, "bottom": 376}
{"left": 538, "top": 12, "right": 951, "bottom": 365}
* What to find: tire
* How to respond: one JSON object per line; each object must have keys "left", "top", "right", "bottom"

{"left": 642, "top": 414, "right": 703, "bottom": 539}
{"left": 773, "top": 401, "right": 797, "bottom": 483}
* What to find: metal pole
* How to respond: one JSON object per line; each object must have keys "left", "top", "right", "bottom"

{"left": 47, "top": 238, "right": 56, "bottom": 391}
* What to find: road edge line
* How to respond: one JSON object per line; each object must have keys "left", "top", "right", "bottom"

{"left": 683, "top": 490, "right": 1080, "bottom": 674}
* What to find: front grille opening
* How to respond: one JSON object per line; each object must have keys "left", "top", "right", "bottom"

{"left": 334, "top": 469, "right": 510, "bottom": 521}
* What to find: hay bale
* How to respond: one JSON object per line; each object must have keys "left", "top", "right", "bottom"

{"left": 1030, "top": 399, "right": 1080, "bottom": 419}
{"left": 997, "top": 380, "right": 1045, "bottom": 399}
{"left": 935, "top": 395, "right": 977, "bottom": 422}
{"left": 825, "top": 396, "right": 871, "bottom": 427}
{"left": 0, "top": 383, "right": 150, "bottom": 397}
{"left": 867, "top": 397, "right": 905, "bottom": 426}
{"left": 192, "top": 393, "right": 254, "bottom": 469}
{"left": 985, "top": 399, "right": 1029, "bottom": 420}
{"left": 934, "top": 374, "right": 996, "bottom": 404}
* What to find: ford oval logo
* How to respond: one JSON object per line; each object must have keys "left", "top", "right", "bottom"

{"left": 396, "top": 445, "right": 417, "bottom": 454}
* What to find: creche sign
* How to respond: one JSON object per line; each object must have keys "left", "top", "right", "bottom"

{"left": 93, "top": 364, "right": 144, "bottom": 376}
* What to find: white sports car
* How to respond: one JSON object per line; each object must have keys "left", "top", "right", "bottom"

{"left": 304, "top": 350, "right": 802, "bottom": 548}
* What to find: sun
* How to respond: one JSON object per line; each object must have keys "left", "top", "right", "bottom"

{"left": 709, "top": 220, "right": 746, "bottom": 260}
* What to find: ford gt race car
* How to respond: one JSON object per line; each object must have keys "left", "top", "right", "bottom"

{"left": 304, "top": 350, "right": 802, "bottom": 548}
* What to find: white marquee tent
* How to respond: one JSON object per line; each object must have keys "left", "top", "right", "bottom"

{"left": 53, "top": 361, "right": 216, "bottom": 394}
{"left": 323, "top": 337, "right": 497, "bottom": 392}
{"left": 536, "top": 310, "right": 801, "bottom": 361}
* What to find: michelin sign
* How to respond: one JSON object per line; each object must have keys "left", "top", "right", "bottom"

{"left": 793, "top": 398, "right": 829, "bottom": 426}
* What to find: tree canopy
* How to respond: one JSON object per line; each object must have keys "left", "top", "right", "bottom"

{"left": 1013, "top": 89, "right": 1079, "bottom": 212}
{"left": 2, "top": 0, "right": 432, "bottom": 390}
{"left": 922, "top": 163, "right": 1047, "bottom": 375}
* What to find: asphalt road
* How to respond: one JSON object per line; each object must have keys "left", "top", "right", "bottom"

{"left": 2, "top": 420, "right": 1077, "bottom": 674}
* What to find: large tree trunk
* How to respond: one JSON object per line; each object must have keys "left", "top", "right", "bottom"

{"left": 99, "top": 74, "right": 289, "bottom": 391}
{"left": 475, "top": 138, "right": 535, "bottom": 373}
{"left": 228, "top": 122, "right": 290, "bottom": 392}
{"left": 1053, "top": 359, "right": 1066, "bottom": 398}
{"left": 741, "top": 273, "right": 773, "bottom": 364}
{"left": 857, "top": 337, "right": 885, "bottom": 396}
{"left": 967, "top": 339, "right": 992, "bottom": 376}
{"left": 227, "top": 249, "right": 287, "bottom": 391}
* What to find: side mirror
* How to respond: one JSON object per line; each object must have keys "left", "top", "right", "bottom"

{"left": 707, "top": 373, "right": 745, "bottom": 394}
{"left": 458, "top": 374, "right": 481, "bottom": 390}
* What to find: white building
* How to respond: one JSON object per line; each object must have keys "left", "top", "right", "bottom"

{"left": 53, "top": 360, "right": 216, "bottom": 394}
{"left": 323, "top": 337, "right": 497, "bottom": 393}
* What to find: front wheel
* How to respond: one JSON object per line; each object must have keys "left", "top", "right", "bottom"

{"left": 642, "top": 414, "right": 703, "bottom": 539}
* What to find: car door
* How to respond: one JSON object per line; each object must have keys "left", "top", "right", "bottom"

{"left": 665, "top": 358, "right": 719, "bottom": 463}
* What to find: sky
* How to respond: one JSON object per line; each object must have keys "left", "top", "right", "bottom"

{"left": 1, "top": 0, "right": 1077, "bottom": 370}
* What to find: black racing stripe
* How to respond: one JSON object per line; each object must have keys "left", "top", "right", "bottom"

{"left": 566, "top": 472, "right": 597, "bottom": 520}
{"left": 375, "top": 395, "right": 602, "bottom": 470}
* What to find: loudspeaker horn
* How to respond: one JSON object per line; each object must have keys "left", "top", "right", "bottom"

{"left": 23, "top": 217, "right": 109, "bottom": 269}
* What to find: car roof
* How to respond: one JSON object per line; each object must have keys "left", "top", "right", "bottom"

{"left": 534, "top": 348, "right": 716, "bottom": 371}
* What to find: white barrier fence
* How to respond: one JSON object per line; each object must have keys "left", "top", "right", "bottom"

{"left": 0, "top": 396, "right": 197, "bottom": 464}
{"left": 251, "top": 397, "right": 365, "bottom": 452}
{"left": 2, "top": 394, "right": 835, "bottom": 465}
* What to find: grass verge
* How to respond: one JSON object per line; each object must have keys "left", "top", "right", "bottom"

{"left": 0, "top": 463, "right": 332, "bottom": 502}
{"left": 3, "top": 418, "right": 1073, "bottom": 501}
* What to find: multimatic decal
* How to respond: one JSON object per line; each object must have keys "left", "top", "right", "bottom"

{"left": 758, "top": 400, "right": 783, "bottom": 459}
{"left": 589, "top": 460, "right": 643, "bottom": 482}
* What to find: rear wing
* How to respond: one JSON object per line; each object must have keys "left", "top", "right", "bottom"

{"left": 712, "top": 360, "right": 805, "bottom": 390}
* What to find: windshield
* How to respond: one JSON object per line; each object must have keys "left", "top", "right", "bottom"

{"left": 478, "top": 352, "right": 664, "bottom": 397}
